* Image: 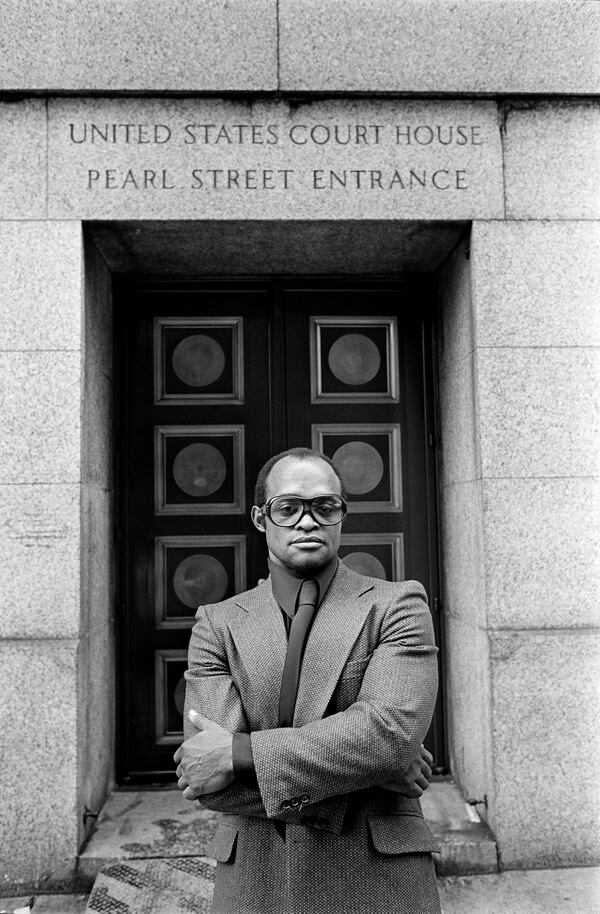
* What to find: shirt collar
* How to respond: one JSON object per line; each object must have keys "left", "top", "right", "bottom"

{"left": 268, "top": 556, "right": 339, "bottom": 620}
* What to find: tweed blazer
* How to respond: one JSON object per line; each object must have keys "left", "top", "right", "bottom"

{"left": 184, "top": 562, "right": 441, "bottom": 914}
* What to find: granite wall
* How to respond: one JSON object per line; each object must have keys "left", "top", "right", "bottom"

{"left": 0, "top": 221, "right": 84, "bottom": 891}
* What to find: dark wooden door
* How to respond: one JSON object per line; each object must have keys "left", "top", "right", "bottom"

{"left": 117, "top": 278, "right": 444, "bottom": 782}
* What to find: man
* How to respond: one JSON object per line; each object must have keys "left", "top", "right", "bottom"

{"left": 175, "top": 448, "right": 441, "bottom": 913}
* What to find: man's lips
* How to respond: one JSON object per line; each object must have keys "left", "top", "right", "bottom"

{"left": 292, "top": 537, "right": 325, "bottom": 544}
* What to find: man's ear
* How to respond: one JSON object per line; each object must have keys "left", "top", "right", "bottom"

{"left": 251, "top": 505, "right": 266, "bottom": 533}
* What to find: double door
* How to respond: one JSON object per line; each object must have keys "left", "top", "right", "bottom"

{"left": 117, "top": 278, "right": 444, "bottom": 780}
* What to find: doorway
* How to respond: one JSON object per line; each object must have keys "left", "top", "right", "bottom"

{"left": 115, "top": 277, "right": 444, "bottom": 781}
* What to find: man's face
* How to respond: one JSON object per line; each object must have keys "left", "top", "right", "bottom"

{"left": 251, "top": 456, "right": 344, "bottom": 576}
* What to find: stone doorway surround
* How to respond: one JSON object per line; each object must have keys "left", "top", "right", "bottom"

{"left": 78, "top": 219, "right": 497, "bottom": 890}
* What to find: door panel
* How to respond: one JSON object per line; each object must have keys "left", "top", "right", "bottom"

{"left": 117, "top": 278, "right": 444, "bottom": 781}
{"left": 283, "top": 287, "right": 435, "bottom": 597}
{"left": 118, "top": 283, "right": 272, "bottom": 779}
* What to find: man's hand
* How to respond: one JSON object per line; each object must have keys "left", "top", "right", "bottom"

{"left": 173, "top": 709, "right": 235, "bottom": 801}
{"left": 378, "top": 745, "right": 433, "bottom": 798}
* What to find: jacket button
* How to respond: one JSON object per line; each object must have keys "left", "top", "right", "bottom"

{"left": 280, "top": 800, "right": 291, "bottom": 810}
{"left": 289, "top": 797, "right": 301, "bottom": 809}
{"left": 300, "top": 793, "right": 309, "bottom": 803}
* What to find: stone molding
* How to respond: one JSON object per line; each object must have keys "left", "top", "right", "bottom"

{"left": 0, "top": 1, "right": 598, "bottom": 95}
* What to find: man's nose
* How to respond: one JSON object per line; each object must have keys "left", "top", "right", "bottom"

{"left": 296, "top": 509, "right": 320, "bottom": 530}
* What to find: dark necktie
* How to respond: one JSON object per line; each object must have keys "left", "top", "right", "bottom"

{"left": 274, "top": 579, "right": 319, "bottom": 842}
{"left": 278, "top": 578, "right": 319, "bottom": 728}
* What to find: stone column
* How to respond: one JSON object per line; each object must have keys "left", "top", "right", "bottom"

{"left": 0, "top": 215, "right": 84, "bottom": 890}
{"left": 469, "top": 216, "right": 600, "bottom": 869}
{"left": 0, "top": 99, "right": 116, "bottom": 892}
{"left": 440, "top": 98, "right": 600, "bottom": 869}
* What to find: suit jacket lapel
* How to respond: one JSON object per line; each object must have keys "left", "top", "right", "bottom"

{"left": 227, "top": 581, "right": 287, "bottom": 729}
{"left": 293, "top": 563, "right": 375, "bottom": 727}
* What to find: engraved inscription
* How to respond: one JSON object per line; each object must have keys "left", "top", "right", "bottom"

{"left": 68, "top": 119, "right": 484, "bottom": 195}
{"left": 49, "top": 100, "right": 504, "bottom": 218}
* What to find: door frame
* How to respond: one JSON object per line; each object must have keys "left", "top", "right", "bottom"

{"left": 113, "top": 274, "right": 447, "bottom": 782}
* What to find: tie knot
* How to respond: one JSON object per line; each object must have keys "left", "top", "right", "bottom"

{"left": 298, "top": 578, "right": 319, "bottom": 608}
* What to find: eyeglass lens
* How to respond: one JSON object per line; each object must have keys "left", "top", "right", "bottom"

{"left": 268, "top": 496, "right": 345, "bottom": 526}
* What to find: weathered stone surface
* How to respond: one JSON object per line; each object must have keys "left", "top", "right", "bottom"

{"left": 82, "top": 368, "right": 112, "bottom": 489}
{"left": 444, "top": 616, "right": 494, "bottom": 816}
{"left": 280, "top": 1, "right": 600, "bottom": 95}
{"left": 78, "top": 484, "right": 115, "bottom": 846}
{"left": 0, "top": 352, "right": 81, "bottom": 484}
{"left": 476, "top": 347, "right": 600, "bottom": 479}
{"left": 439, "top": 355, "right": 479, "bottom": 487}
{"left": 0, "top": 222, "right": 82, "bottom": 352}
{"left": 440, "top": 482, "right": 486, "bottom": 629}
{"left": 421, "top": 781, "right": 497, "bottom": 876}
{"left": 48, "top": 99, "right": 503, "bottom": 221}
{"left": 504, "top": 101, "right": 600, "bottom": 219}
{"left": 439, "top": 235, "right": 474, "bottom": 374}
{"left": 0, "top": 640, "right": 78, "bottom": 891}
{"left": 0, "top": 1, "right": 277, "bottom": 92}
{"left": 438, "top": 238, "right": 479, "bottom": 489}
{"left": 489, "top": 629, "right": 600, "bottom": 868}
{"left": 483, "top": 477, "right": 600, "bottom": 631}
{"left": 83, "top": 234, "right": 113, "bottom": 379}
{"left": 78, "top": 790, "right": 219, "bottom": 883}
{"left": 0, "top": 101, "right": 46, "bottom": 220}
{"left": 471, "top": 221, "right": 600, "bottom": 347}
{"left": 0, "top": 484, "right": 80, "bottom": 639}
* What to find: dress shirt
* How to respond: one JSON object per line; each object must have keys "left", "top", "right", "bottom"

{"left": 232, "top": 557, "right": 339, "bottom": 786}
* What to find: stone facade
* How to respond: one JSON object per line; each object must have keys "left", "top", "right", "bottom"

{"left": 0, "top": 0, "right": 598, "bottom": 892}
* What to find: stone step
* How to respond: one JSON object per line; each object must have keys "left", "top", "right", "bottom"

{"left": 422, "top": 780, "right": 498, "bottom": 876}
{"left": 78, "top": 789, "right": 219, "bottom": 886}
{"left": 78, "top": 781, "right": 497, "bottom": 886}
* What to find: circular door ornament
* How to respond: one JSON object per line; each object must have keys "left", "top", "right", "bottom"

{"left": 174, "top": 676, "right": 186, "bottom": 716}
{"left": 327, "top": 334, "right": 381, "bottom": 386}
{"left": 172, "top": 443, "right": 226, "bottom": 497}
{"left": 173, "top": 553, "right": 229, "bottom": 607}
{"left": 172, "top": 335, "right": 226, "bottom": 388}
{"left": 332, "top": 441, "right": 384, "bottom": 495}
{"left": 343, "top": 551, "right": 387, "bottom": 580}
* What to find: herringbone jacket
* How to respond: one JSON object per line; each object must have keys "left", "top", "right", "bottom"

{"left": 184, "top": 562, "right": 441, "bottom": 914}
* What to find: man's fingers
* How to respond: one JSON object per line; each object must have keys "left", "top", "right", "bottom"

{"left": 178, "top": 776, "right": 189, "bottom": 790}
{"left": 419, "top": 761, "right": 432, "bottom": 781}
{"left": 420, "top": 745, "right": 434, "bottom": 765}
{"left": 173, "top": 747, "right": 182, "bottom": 764}
{"left": 183, "top": 785, "right": 201, "bottom": 801}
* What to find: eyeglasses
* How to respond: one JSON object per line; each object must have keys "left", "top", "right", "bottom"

{"left": 261, "top": 494, "right": 347, "bottom": 527}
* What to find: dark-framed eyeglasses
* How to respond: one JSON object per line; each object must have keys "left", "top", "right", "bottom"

{"left": 261, "top": 494, "right": 347, "bottom": 527}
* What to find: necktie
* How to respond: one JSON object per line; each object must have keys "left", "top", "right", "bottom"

{"left": 274, "top": 579, "right": 319, "bottom": 842}
{"left": 278, "top": 578, "right": 319, "bottom": 728}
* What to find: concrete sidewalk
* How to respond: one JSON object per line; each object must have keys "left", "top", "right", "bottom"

{"left": 439, "top": 867, "right": 600, "bottom": 912}
{"left": 2, "top": 867, "right": 599, "bottom": 914}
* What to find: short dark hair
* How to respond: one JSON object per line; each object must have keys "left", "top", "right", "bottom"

{"left": 253, "top": 447, "right": 347, "bottom": 506}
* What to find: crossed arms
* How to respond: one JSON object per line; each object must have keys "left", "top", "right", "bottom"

{"left": 175, "top": 582, "right": 438, "bottom": 821}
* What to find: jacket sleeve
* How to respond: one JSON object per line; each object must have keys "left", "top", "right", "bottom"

{"left": 183, "top": 605, "right": 269, "bottom": 819}
{"left": 250, "top": 581, "right": 439, "bottom": 821}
